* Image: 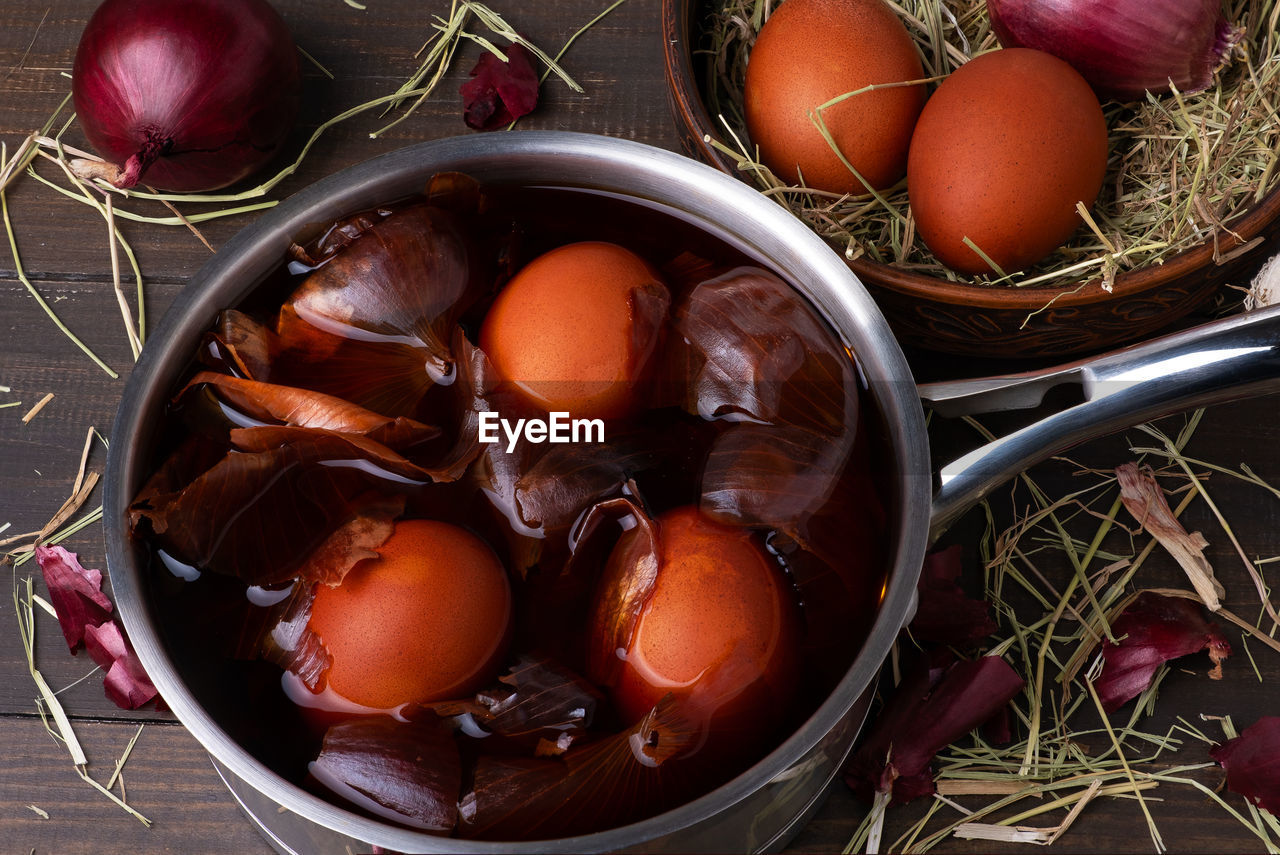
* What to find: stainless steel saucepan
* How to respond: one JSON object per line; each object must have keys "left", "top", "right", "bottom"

{"left": 103, "top": 131, "right": 1280, "bottom": 854}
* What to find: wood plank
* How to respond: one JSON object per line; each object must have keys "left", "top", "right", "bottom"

{"left": 1, "top": 716, "right": 273, "bottom": 855}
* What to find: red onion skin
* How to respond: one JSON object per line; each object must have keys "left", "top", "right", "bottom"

{"left": 986, "top": 0, "right": 1238, "bottom": 102}
{"left": 72, "top": 0, "right": 301, "bottom": 192}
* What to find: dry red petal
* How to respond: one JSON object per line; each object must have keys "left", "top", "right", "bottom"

{"left": 83, "top": 620, "right": 159, "bottom": 710}
{"left": 33, "top": 546, "right": 158, "bottom": 710}
{"left": 1211, "top": 717, "right": 1280, "bottom": 815}
{"left": 910, "top": 545, "right": 996, "bottom": 645}
{"left": 845, "top": 650, "right": 1025, "bottom": 804}
{"left": 34, "top": 545, "right": 113, "bottom": 652}
{"left": 461, "top": 43, "right": 540, "bottom": 131}
{"left": 1095, "top": 591, "right": 1231, "bottom": 713}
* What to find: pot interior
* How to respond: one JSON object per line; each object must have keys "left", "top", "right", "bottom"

{"left": 104, "top": 132, "right": 933, "bottom": 852}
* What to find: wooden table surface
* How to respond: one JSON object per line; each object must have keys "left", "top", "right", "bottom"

{"left": 1, "top": 2, "right": 1276, "bottom": 853}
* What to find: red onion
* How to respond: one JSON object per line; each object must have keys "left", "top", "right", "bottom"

{"left": 72, "top": 0, "right": 301, "bottom": 192}
{"left": 986, "top": 0, "right": 1240, "bottom": 102}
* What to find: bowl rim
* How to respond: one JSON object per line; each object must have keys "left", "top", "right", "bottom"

{"left": 104, "top": 130, "right": 935, "bottom": 852}
{"left": 660, "top": 0, "right": 1280, "bottom": 309}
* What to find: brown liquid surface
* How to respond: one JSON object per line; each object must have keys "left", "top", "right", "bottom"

{"left": 138, "top": 182, "right": 894, "bottom": 840}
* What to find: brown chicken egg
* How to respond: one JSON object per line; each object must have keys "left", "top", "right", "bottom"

{"left": 307, "top": 519, "right": 512, "bottom": 710}
{"left": 906, "top": 48, "right": 1109, "bottom": 275}
{"left": 743, "top": 0, "right": 926, "bottom": 194}
{"left": 479, "top": 241, "right": 670, "bottom": 421}
{"left": 590, "top": 506, "right": 800, "bottom": 753}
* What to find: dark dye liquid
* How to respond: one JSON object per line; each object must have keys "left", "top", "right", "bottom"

{"left": 138, "top": 180, "right": 896, "bottom": 840}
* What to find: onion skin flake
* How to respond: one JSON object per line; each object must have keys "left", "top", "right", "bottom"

{"left": 34, "top": 545, "right": 113, "bottom": 652}
{"left": 1095, "top": 590, "right": 1231, "bottom": 713}
{"left": 34, "top": 546, "right": 159, "bottom": 710}
{"left": 845, "top": 650, "right": 1026, "bottom": 805}
{"left": 1211, "top": 717, "right": 1280, "bottom": 815}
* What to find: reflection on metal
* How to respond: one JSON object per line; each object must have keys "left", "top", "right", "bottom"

{"left": 1105, "top": 346, "right": 1273, "bottom": 384}
{"left": 926, "top": 305, "right": 1280, "bottom": 542}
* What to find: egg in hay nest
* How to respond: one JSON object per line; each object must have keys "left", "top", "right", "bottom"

{"left": 743, "top": 0, "right": 926, "bottom": 194}
{"left": 668, "top": 0, "right": 1280, "bottom": 355}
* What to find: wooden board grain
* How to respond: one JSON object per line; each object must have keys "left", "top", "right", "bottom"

{"left": 1, "top": 716, "right": 274, "bottom": 855}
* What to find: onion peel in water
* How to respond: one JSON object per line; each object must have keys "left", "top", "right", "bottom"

{"left": 216, "top": 307, "right": 443, "bottom": 422}
{"left": 513, "top": 433, "right": 675, "bottom": 536}
{"left": 180, "top": 371, "right": 442, "bottom": 450}
{"left": 201, "top": 310, "right": 280, "bottom": 382}
{"left": 431, "top": 654, "right": 604, "bottom": 755}
{"left": 247, "top": 583, "right": 332, "bottom": 691}
{"left": 466, "top": 393, "right": 693, "bottom": 585}
{"left": 481, "top": 430, "right": 682, "bottom": 590}
{"left": 310, "top": 716, "right": 461, "bottom": 833}
{"left": 286, "top": 492, "right": 407, "bottom": 591}
{"left": 675, "top": 267, "right": 866, "bottom": 558}
{"left": 129, "top": 432, "right": 421, "bottom": 587}
{"left": 231, "top": 427, "right": 432, "bottom": 476}
{"left": 1210, "top": 717, "right": 1280, "bottom": 816}
{"left": 457, "top": 694, "right": 700, "bottom": 839}
{"left": 205, "top": 320, "right": 494, "bottom": 481}
{"left": 674, "top": 267, "right": 856, "bottom": 436}
{"left": 287, "top": 208, "right": 396, "bottom": 270}
{"left": 674, "top": 266, "right": 886, "bottom": 684}
{"left": 72, "top": 0, "right": 302, "bottom": 191}
{"left": 986, "top": 0, "right": 1241, "bottom": 102}
{"left": 204, "top": 197, "right": 499, "bottom": 421}
{"left": 498, "top": 491, "right": 653, "bottom": 663}
{"left": 582, "top": 497, "right": 663, "bottom": 691}
{"left": 283, "top": 204, "right": 488, "bottom": 396}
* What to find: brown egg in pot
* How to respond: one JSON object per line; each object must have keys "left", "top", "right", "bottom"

{"left": 306, "top": 519, "right": 513, "bottom": 712}
{"left": 479, "top": 241, "right": 671, "bottom": 421}
{"left": 588, "top": 505, "right": 802, "bottom": 758}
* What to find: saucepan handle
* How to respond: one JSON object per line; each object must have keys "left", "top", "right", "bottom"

{"left": 920, "top": 303, "right": 1280, "bottom": 541}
